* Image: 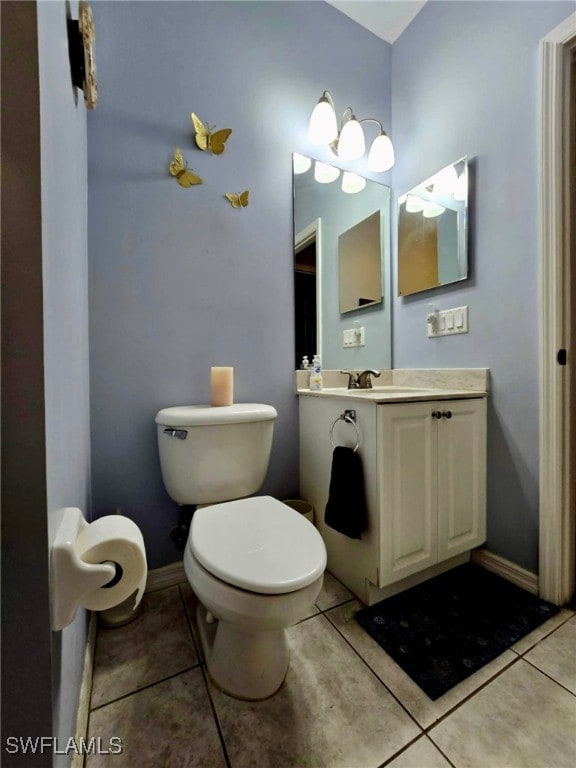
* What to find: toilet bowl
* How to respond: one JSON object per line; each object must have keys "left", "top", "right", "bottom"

{"left": 184, "top": 496, "right": 326, "bottom": 700}
{"left": 155, "top": 404, "right": 327, "bottom": 700}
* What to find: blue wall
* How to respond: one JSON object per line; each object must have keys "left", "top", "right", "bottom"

{"left": 392, "top": 0, "right": 573, "bottom": 572}
{"left": 88, "top": 1, "right": 392, "bottom": 568}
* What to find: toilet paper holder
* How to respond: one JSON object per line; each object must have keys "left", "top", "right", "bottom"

{"left": 50, "top": 506, "right": 147, "bottom": 631}
{"left": 51, "top": 508, "right": 117, "bottom": 631}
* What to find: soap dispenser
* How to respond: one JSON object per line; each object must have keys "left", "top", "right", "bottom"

{"left": 309, "top": 355, "right": 323, "bottom": 391}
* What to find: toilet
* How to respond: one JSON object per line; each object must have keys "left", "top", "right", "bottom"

{"left": 155, "top": 403, "right": 327, "bottom": 700}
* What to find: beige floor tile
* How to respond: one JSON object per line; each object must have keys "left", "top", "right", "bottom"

{"left": 386, "top": 736, "right": 452, "bottom": 768}
{"left": 511, "top": 607, "right": 575, "bottom": 655}
{"left": 429, "top": 659, "right": 576, "bottom": 768}
{"left": 209, "top": 614, "right": 420, "bottom": 768}
{"left": 525, "top": 615, "right": 576, "bottom": 693}
{"left": 315, "top": 570, "right": 354, "bottom": 612}
{"left": 326, "top": 599, "right": 517, "bottom": 729}
{"left": 91, "top": 586, "right": 198, "bottom": 708}
{"left": 86, "top": 668, "right": 226, "bottom": 768}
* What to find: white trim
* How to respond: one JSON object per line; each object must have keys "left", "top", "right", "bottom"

{"left": 70, "top": 613, "right": 97, "bottom": 768}
{"left": 295, "top": 218, "right": 323, "bottom": 362}
{"left": 472, "top": 549, "right": 539, "bottom": 596}
{"left": 145, "top": 560, "right": 186, "bottom": 592}
{"left": 539, "top": 13, "right": 576, "bottom": 605}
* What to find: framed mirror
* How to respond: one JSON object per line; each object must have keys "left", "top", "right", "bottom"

{"left": 293, "top": 154, "right": 391, "bottom": 370}
{"left": 397, "top": 156, "right": 468, "bottom": 297}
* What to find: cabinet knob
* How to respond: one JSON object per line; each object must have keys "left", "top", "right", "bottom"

{"left": 443, "top": 410, "right": 452, "bottom": 419}
{"left": 432, "top": 410, "right": 443, "bottom": 419}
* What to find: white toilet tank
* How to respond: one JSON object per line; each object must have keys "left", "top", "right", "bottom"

{"left": 155, "top": 403, "right": 277, "bottom": 505}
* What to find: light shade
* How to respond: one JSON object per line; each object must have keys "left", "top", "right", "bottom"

{"left": 422, "top": 201, "right": 446, "bottom": 218}
{"left": 432, "top": 165, "right": 458, "bottom": 196}
{"left": 314, "top": 161, "right": 340, "bottom": 184}
{"left": 341, "top": 171, "right": 366, "bottom": 194}
{"left": 405, "top": 194, "right": 425, "bottom": 213}
{"left": 337, "top": 116, "right": 365, "bottom": 161}
{"left": 308, "top": 94, "right": 338, "bottom": 145}
{"left": 293, "top": 153, "right": 312, "bottom": 174}
{"left": 367, "top": 132, "right": 395, "bottom": 172}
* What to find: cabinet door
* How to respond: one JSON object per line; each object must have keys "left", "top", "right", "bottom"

{"left": 437, "top": 398, "right": 487, "bottom": 561}
{"left": 378, "top": 402, "right": 438, "bottom": 585}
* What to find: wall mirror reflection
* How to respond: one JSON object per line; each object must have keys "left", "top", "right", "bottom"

{"left": 397, "top": 156, "right": 468, "bottom": 297}
{"left": 339, "top": 210, "right": 382, "bottom": 314}
{"left": 293, "top": 154, "right": 391, "bottom": 371}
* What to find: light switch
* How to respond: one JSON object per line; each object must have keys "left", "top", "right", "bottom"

{"left": 428, "top": 306, "right": 468, "bottom": 338}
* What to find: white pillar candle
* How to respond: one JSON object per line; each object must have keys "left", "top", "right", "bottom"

{"left": 210, "top": 366, "right": 234, "bottom": 407}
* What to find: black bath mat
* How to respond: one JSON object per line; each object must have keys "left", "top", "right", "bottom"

{"left": 355, "top": 563, "right": 559, "bottom": 700}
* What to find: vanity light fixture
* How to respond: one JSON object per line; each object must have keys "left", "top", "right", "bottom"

{"left": 314, "top": 160, "right": 341, "bottom": 184}
{"left": 308, "top": 90, "right": 394, "bottom": 172}
{"left": 430, "top": 164, "right": 458, "bottom": 196}
{"left": 293, "top": 153, "right": 312, "bottom": 174}
{"left": 341, "top": 171, "right": 367, "bottom": 194}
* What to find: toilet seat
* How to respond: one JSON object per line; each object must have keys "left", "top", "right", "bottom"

{"left": 190, "top": 496, "right": 327, "bottom": 595}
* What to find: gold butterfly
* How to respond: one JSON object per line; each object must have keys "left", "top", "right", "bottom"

{"left": 225, "top": 191, "right": 249, "bottom": 209}
{"left": 191, "top": 113, "right": 232, "bottom": 155}
{"left": 169, "top": 148, "right": 203, "bottom": 188}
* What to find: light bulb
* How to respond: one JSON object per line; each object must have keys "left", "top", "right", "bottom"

{"left": 432, "top": 165, "right": 458, "bottom": 196}
{"left": 308, "top": 94, "right": 338, "bottom": 145}
{"left": 422, "top": 201, "right": 446, "bottom": 218}
{"left": 337, "top": 117, "right": 365, "bottom": 161}
{"left": 293, "top": 153, "right": 312, "bottom": 174}
{"left": 341, "top": 171, "right": 366, "bottom": 194}
{"left": 405, "top": 194, "right": 425, "bottom": 213}
{"left": 367, "top": 132, "right": 395, "bottom": 172}
{"left": 314, "top": 161, "right": 340, "bottom": 184}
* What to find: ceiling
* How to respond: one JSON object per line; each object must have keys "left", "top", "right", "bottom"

{"left": 326, "top": 1, "right": 428, "bottom": 44}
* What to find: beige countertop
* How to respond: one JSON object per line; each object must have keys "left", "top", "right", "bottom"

{"left": 295, "top": 368, "right": 489, "bottom": 403}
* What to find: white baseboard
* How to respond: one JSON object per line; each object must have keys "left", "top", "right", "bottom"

{"left": 472, "top": 548, "right": 539, "bottom": 595}
{"left": 70, "top": 612, "right": 97, "bottom": 768}
{"left": 145, "top": 560, "right": 186, "bottom": 592}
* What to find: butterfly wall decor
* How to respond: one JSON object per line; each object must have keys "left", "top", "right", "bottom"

{"left": 225, "top": 191, "right": 249, "bottom": 209}
{"left": 191, "top": 113, "right": 232, "bottom": 155}
{"left": 169, "top": 148, "right": 203, "bottom": 188}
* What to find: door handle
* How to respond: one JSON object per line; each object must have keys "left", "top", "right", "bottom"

{"left": 442, "top": 411, "right": 452, "bottom": 419}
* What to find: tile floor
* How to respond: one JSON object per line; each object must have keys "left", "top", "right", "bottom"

{"left": 86, "top": 572, "right": 576, "bottom": 768}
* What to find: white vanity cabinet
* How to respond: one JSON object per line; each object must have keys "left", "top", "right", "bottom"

{"left": 377, "top": 399, "right": 486, "bottom": 586}
{"left": 299, "top": 393, "right": 487, "bottom": 604}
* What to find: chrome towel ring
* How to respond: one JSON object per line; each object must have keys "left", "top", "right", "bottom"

{"left": 330, "top": 410, "right": 361, "bottom": 452}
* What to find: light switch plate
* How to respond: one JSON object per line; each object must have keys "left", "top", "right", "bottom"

{"left": 428, "top": 306, "right": 468, "bottom": 338}
{"left": 343, "top": 327, "right": 366, "bottom": 347}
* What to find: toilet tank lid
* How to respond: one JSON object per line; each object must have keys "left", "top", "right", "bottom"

{"left": 155, "top": 403, "right": 277, "bottom": 427}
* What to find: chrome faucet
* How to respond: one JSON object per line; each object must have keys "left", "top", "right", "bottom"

{"left": 357, "top": 369, "right": 381, "bottom": 389}
{"left": 340, "top": 369, "right": 381, "bottom": 389}
{"left": 341, "top": 370, "right": 360, "bottom": 389}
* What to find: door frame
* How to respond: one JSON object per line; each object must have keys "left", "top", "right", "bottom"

{"left": 539, "top": 13, "right": 576, "bottom": 604}
{"left": 295, "top": 218, "right": 322, "bottom": 362}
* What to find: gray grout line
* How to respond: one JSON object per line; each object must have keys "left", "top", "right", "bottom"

{"left": 521, "top": 655, "right": 576, "bottom": 698}
{"left": 198, "top": 665, "right": 233, "bottom": 768}
{"left": 88, "top": 664, "right": 202, "bottom": 713}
